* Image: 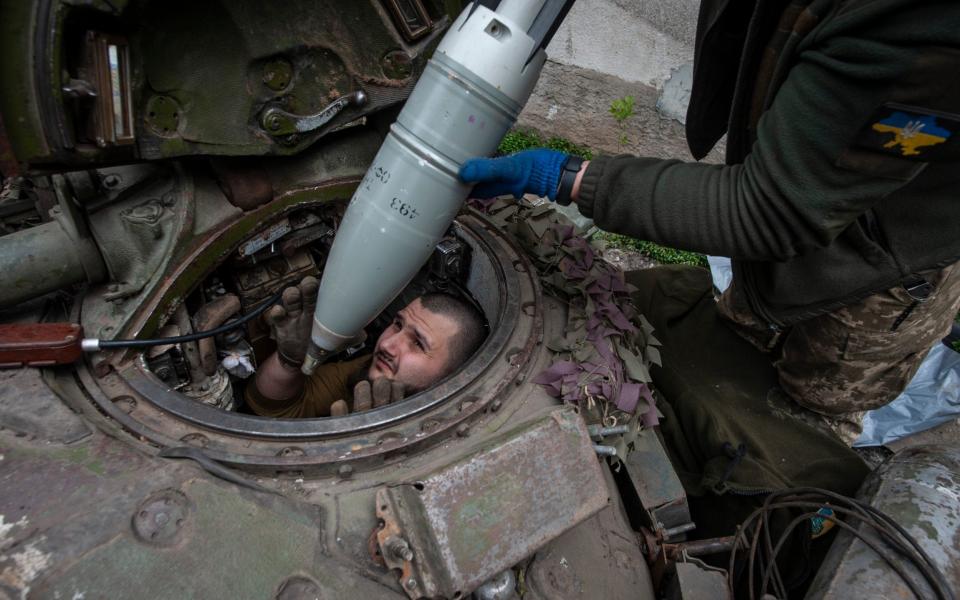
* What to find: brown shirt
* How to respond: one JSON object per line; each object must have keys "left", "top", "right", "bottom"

{"left": 245, "top": 354, "right": 371, "bottom": 418}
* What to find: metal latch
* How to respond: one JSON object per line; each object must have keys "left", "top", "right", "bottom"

{"left": 259, "top": 90, "right": 368, "bottom": 137}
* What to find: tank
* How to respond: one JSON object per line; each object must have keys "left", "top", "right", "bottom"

{"left": 3, "top": 2, "right": 955, "bottom": 600}
{"left": 0, "top": 2, "right": 659, "bottom": 599}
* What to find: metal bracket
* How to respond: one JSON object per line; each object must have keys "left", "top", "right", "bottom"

{"left": 374, "top": 408, "right": 608, "bottom": 599}
{"left": 259, "top": 90, "right": 368, "bottom": 137}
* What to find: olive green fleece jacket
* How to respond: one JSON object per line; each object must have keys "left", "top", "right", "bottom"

{"left": 577, "top": 0, "right": 960, "bottom": 325}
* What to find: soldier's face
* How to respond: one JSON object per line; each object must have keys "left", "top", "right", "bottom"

{"left": 367, "top": 298, "right": 459, "bottom": 393}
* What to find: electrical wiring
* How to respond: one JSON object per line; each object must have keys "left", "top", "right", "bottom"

{"left": 727, "top": 487, "right": 955, "bottom": 600}
{"left": 96, "top": 289, "right": 284, "bottom": 349}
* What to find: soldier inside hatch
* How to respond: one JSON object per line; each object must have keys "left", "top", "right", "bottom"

{"left": 458, "top": 0, "right": 960, "bottom": 445}
{"left": 245, "top": 276, "right": 487, "bottom": 418}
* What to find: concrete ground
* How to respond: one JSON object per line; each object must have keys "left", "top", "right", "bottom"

{"left": 517, "top": 59, "right": 724, "bottom": 163}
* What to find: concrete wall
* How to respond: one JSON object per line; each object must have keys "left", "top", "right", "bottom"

{"left": 545, "top": 0, "right": 696, "bottom": 88}
{"left": 516, "top": 0, "right": 721, "bottom": 162}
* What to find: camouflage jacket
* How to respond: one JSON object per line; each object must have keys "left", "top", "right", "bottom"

{"left": 577, "top": 0, "right": 960, "bottom": 326}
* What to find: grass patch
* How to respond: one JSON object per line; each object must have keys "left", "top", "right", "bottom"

{"left": 497, "top": 129, "right": 593, "bottom": 160}
{"left": 596, "top": 232, "right": 708, "bottom": 267}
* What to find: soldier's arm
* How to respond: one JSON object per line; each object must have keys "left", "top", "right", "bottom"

{"left": 253, "top": 353, "right": 305, "bottom": 403}
{"left": 245, "top": 352, "right": 308, "bottom": 417}
{"left": 573, "top": 1, "right": 956, "bottom": 261}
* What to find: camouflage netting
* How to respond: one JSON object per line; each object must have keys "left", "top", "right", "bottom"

{"left": 473, "top": 199, "right": 662, "bottom": 460}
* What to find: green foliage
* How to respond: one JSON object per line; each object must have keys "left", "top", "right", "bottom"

{"left": 608, "top": 95, "right": 636, "bottom": 124}
{"left": 609, "top": 96, "right": 636, "bottom": 151}
{"left": 596, "top": 232, "right": 708, "bottom": 267}
{"left": 497, "top": 129, "right": 593, "bottom": 160}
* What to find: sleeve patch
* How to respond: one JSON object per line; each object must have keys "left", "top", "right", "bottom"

{"left": 855, "top": 103, "right": 959, "bottom": 161}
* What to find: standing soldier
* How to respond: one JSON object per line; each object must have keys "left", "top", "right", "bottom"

{"left": 460, "top": 0, "right": 960, "bottom": 444}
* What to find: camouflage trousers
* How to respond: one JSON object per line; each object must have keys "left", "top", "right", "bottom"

{"left": 718, "top": 262, "right": 960, "bottom": 445}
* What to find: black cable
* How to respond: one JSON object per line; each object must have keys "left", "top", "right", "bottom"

{"left": 763, "top": 507, "right": 928, "bottom": 600}
{"left": 97, "top": 290, "right": 284, "bottom": 349}
{"left": 782, "top": 488, "right": 952, "bottom": 596}
{"left": 727, "top": 489, "right": 955, "bottom": 600}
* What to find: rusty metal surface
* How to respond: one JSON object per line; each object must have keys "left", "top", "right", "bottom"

{"left": 0, "top": 426, "right": 404, "bottom": 600}
{"left": 375, "top": 407, "right": 608, "bottom": 599}
{"left": 0, "top": 1, "right": 461, "bottom": 170}
{"left": 194, "top": 293, "right": 241, "bottom": 375}
{"left": 524, "top": 463, "right": 656, "bottom": 600}
{"left": 211, "top": 160, "right": 275, "bottom": 210}
{"left": 0, "top": 368, "right": 91, "bottom": 443}
{"left": 84, "top": 32, "right": 136, "bottom": 148}
{"left": 805, "top": 444, "right": 960, "bottom": 599}
{"left": 617, "top": 428, "right": 693, "bottom": 539}
{"left": 664, "top": 561, "right": 731, "bottom": 600}
{"left": 232, "top": 249, "right": 316, "bottom": 308}
{"left": 0, "top": 323, "right": 83, "bottom": 367}
{"left": 663, "top": 536, "right": 738, "bottom": 560}
{"left": 78, "top": 130, "right": 380, "bottom": 353}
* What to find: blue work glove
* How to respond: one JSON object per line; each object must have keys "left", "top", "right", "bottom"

{"left": 459, "top": 148, "right": 569, "bottom": 200}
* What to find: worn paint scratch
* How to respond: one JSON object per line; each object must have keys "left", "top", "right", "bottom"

{"left": 936, "top": 485, "right": 960, "bottom": 503}
{"left": 0, "top": 538, "right": 52, "bottom": 599}
{"left": 0, "top": 515, "right": 28, "bottom": 545}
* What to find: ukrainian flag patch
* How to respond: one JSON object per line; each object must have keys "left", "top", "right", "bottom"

{"left": 856, "top": 103, "right": 958, "bottom": 161}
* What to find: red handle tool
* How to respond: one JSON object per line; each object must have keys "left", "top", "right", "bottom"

{"left": 0, "top": 323, "right": 84, "bottom": 367}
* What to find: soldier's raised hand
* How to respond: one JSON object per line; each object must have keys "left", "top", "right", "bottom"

{"left": 263, "top": 276, "right": 319, "bottom": 369}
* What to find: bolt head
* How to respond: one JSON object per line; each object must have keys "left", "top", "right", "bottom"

{"left": 405, "top": 578, "right": 417, "bottom": 590}
{"left": 262, "top": 59, "right": 293, "bottom": 91}
{"left": 338, "top": 464, "right": 353, "bottom": 479}
{"left": 103, "top": 174, "right": 122, "bottom": 188}
{"left": 382, "top": 51, "right": 412, "bottom": 79}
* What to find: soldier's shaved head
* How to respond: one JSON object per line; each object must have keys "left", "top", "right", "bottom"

{"left": 419, "top": 292, "right": 487, "bottom": 376}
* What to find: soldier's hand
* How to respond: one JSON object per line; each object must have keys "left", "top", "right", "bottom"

{"left": 352, "top": 378, "right": 405, "bottom": 412}
{"left": 459, "top": 148, "right": 569, "bottom": 200}
{"left": 263, "top": 276, "right": 319, "bottom": 368}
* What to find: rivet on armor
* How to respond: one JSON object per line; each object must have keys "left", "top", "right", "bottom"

{"left": 132, "top": 489, "right": 191, "bottom": 546}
